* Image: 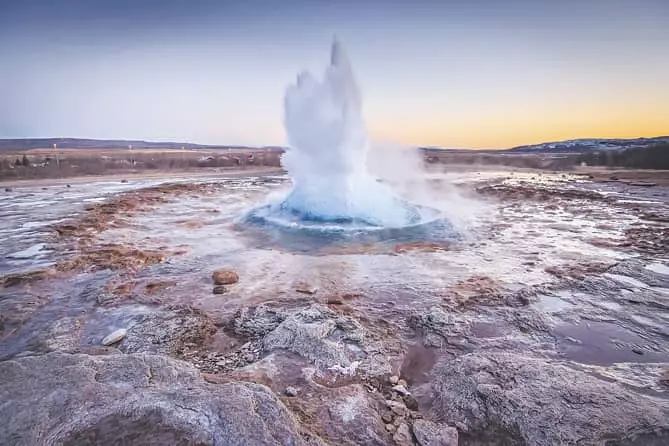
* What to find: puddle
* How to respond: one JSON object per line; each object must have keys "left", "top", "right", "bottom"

{"left": 603, "top": 273, "right": 650, "bottom": 289}
{"left": 594, "top": 300, "right": 623, "bottom": 311}
{"left": 616, "top": 199, "right": 662, "bottom": 205}
{"left": 553, "top": 321, "right": 669, "bottom": 365}
{"left": 7, "top": 243, "right": 48, "bottom": 260}
{"left": 400, "top": 344, "right": 438, "bottom": 385}
{"left": 533, "top": 294, "right": 573, "bottom": 313}
{"left": 646, "top": 263, "right": 669, "bottom": 276}
{"left": 470, "top": 321, "right": 507, "bottom": 338}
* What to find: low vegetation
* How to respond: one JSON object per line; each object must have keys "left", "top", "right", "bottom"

{"left": 0, "top": 149, "right": 282, "bottom": 180}
{"left": 577, "top": 143, "right": 669, "bottom": 170}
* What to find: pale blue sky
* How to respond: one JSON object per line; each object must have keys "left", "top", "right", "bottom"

{"left": 1, "top": 0, "right": 668, "bottom": 148}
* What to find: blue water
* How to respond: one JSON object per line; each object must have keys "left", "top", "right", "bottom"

{"left": 238, "top": 202, "right": 459, "bottom": 253}
{"left": 237, "top": 41, "right": 460, "bottom": 253}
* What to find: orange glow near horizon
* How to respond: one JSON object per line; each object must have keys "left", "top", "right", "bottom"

{"left": 369, "top": 104, "right": 669, "bottom": 149}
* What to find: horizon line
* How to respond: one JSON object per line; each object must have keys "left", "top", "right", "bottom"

{"left": 1, "top": 134, "right": 668, "bottom": 151}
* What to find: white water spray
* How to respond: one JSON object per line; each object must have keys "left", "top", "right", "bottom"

{"left": 278, "top": 40, "right": 419, "bottom": 227}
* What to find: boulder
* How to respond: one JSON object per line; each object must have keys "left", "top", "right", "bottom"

{"left": 0, "top": 352, "right": 318, "bottom": 445}
{"left": 428, "top": 351, "right": 669, "bottom": 445}
{"left": 263, "top": 305, "right": 356, "bottom": 370}
{"left": 412, "top": 419, "right": 458, "bottom": 446}
{"left": 392, "top": 422, "right": 412, "bottom": 446}
{"left": 120, "top": 306, "right": 217, "bottom": 356}
{"left": 318, "top": 384, "right": 390, "bottom": 445}
{"left": 212, "top": 269, "right": 239, "bottom": 285}
{"left": 233, "top": 303, "right": 289, "bottom": 338}
{"left": 232, "top": 303, "right": 392, "bottom": 378}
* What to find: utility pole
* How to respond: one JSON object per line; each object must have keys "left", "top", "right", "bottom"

{"left": 129, "top": 144, "right": 133, "bottom": 165}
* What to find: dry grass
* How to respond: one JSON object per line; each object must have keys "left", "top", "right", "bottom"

{"left": 53, "top": 182, "right": 223, "bottom": 243}
{"left": 544, "top": 262, "right": 615, "bottom": 280}
{"left": 0, "top": 147, "right": 282, "bottom": 180}
{"left": 56, "top": 244, "right": 170, "bottom": 272}
{"left": 575, "top": 168, "right": 669, "bottom": 186}
{"left": 0, "top": 268, "right": 57, "bottom": 288}
{"left": 393, "top": 242, "right": 451, "bottom": 254}
{"left": 48, "top": 182, "right": 224, "bottom": 276}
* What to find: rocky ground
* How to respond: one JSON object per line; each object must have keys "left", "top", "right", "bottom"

{"left": 0, "top": 170, "right": 668, "bottom": 445}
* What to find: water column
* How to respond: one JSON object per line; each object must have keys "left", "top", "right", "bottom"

{"left": 278, "top": 40, "right": 419, "bottom": 227}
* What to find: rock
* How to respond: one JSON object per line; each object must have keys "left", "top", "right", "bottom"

{"left": 262, "top": 304, "right": 363, "bottom": 371}
{"left": 412, "top": 419, "right": 458, "bottom": 446}
{"left": 403, "top": 394, "right": 419, "bottom": 411}
{"left": 101, "top": 328, "right": 127, "bottom": 346}
{"left": 41, "top": 317, "right": 84, "bottom": 352}
{"left": 408, "top": 306, "right": 472, "bottom": 348}
{"left": 285, "top": 386, "right": 299, "bottom": 397}
{"left": 212, "top": 285, "right": 227, "bottom": 295}
{"left": 0, "top": 352, "right": 316, "bottom": 445}
{"left": 233, "top": 304, "right": 288, "bottom": 338}
{"left": 120, "top": 179, "right": 129, "bottom": 183}
{"left": 144, "top": 280, "right": 177, "bottom": 295}
{"left": 386, "top": 400, "right": 407, "bottom": 417}
{"left": 119, "top": 307, "right": 216, "bottom": 355}
{"left": 321, "top": 384, "right": 391, "bottom": 445}
{"left": 385, "top": 423, "right": 395, "bottom": 432}
{"left": 429, "top": 352, "right": 669, "bottom": 445}
{"left": 381, "top": 412, "right": 394, "bottom": 423}
{"left": 295, "top": 282, "right": 318, "bottom": 295}
{"left": 212, "top": 269, "right": 239, "bottom": 285}
{"left": 66, "top": 184, "right": 71, "bottom": 188}
{"left": 4, "top": 187, "right": 12, "bottom": 192}
{"left": 389, "top": 375, "right": 399, "bottom": 385}
{"left": 392, "top": 422, "right": 413, "bottom": 446}
{"left": 660, "top": 369, "right": 669, "bottom": 388}
{"left": 392, "top": 384, "right": 410, "bottom": 396}
{"left": 236, "top": 303, "right": 391, "bottom": 377}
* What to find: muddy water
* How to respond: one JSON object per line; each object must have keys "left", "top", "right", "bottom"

{"left": 555, "top": 321, "right": 669, "bottom": 365}
{"left": 1, "top": 170, "right": 668, "bottom": 378}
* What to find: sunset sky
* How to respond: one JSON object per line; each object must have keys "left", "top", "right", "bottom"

{"left": 1, "top": 0, "right": 667, "bottom": 149}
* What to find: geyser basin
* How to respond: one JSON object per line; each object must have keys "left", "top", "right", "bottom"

{"left": 243, "top": 39, "right": 456, "bottom": 247}
{"left": 241, "top": 200, "right": 456, "bottom": 253}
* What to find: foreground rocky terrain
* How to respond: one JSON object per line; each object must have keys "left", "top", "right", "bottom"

{"left": 0, "top": 170, "right": 668, "bottom": 445}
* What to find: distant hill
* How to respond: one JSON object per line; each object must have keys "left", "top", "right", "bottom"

{"left": 508, "top": 136, "right": 669, "bottom": 153}
{"left": 3, "top": 136, "right": 667, "bottom": 156}
{"left": 0, "top": 138, "right": 285, "bottom": 152}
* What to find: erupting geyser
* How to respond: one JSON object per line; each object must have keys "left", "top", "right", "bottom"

{"left": 279, "top": 40, "right": 420, "bottom": 227}
{"left": 246, "top": 40, "right": 452, "bottom": 242}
